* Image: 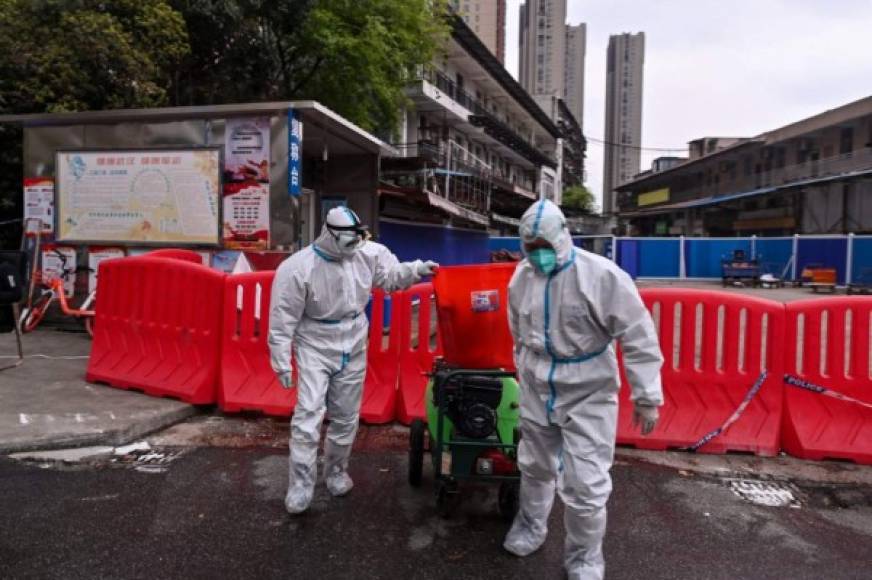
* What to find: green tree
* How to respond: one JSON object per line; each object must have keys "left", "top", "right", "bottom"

{"left": 172, "top": 0, "right": 450, "bottom": 134}
{"left": 561, "top": 184, "right": 597, "bottom": 214}
{"left": 0, "top": 0, "right": 189, "bottom": 114}
{"left": 0, "top": 0, "right": 189, "bottom": 247}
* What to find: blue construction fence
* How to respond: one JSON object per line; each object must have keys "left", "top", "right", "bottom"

{"left": 380, "top": 220, "right": 871, "bottom": 286}
{"left": 614, "top": 235, "right": 871, "bottom": 285}
{"left": 490, "top": 233, "right": 872, "bottom": 286}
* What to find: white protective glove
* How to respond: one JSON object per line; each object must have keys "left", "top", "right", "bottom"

{"left": 417, "top": 260, "right": 439, "bottom": 277}
{"left": 633, "top": 403, "right": 659, "bottom": 436}
{"left": 277, "top": 371, "right": 296, "bottom": 390}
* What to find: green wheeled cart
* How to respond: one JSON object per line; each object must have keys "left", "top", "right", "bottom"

{"left": 408, "top": 362, "right": 521, "bottom": 520}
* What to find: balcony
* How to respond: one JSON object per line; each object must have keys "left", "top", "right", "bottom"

{"left": 408, "top": 69, "right": 557, "bottom": 169}
{"left": 755, "top": 147, "right": 872, "bottom": 188}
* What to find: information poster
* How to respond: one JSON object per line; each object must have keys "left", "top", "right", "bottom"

{"left": 56, "top": 149, "right": 221, "bottom": 245}
{"left": 211, "top": 250, "right": 241, "bottom": 273}
{"left": 223, "top": 117, "right": 270, "bottom": 250}
{"left": 41, "top": 245, "right": 77, "bottom": 297}
{"left": 23, "top": 177, "right": 55, "bottom": 234}
{"left": 87, "top": 247, "right": 126, "bottom": 293}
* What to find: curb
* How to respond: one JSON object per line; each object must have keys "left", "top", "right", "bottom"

{"left": 0, "top": 406, "right": 200, "bottom": 455}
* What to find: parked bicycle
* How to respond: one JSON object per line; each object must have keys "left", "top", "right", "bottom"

{"left": 19, "top": 248, "right": 96, "bottom": 337}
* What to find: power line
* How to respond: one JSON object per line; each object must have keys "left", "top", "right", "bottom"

{"left": 585, "top": 136, "right": 687, "bottom": 153}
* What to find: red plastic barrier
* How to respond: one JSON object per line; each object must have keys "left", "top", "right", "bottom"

{"left": 148, "top": 248, "right": 205, "bottom": 264}
{"left": 360, "top": 289, "right": 400, "bottom": 424}
{"left": 243, "top": 251, "right": 291, "bottom": 271}
{"left": 86, "top": 256, "right": 224, "bottom": 404}
{"left": 219, "top": 271, "right": 297, "bottom": 416}
{"left": 617, "top": 289, "right": 785, "bottom": 456}
{"left": 783, "top": 297, "right": 872, "bottom": 464}
{"left": 433, "top": 263, "right": 517, "bottom": 371}
{"left": 395, "top": 283, "right": 443, "bottom": 425}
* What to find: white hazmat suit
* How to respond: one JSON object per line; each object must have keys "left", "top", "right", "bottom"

{"left": 504, "top": 200, "right": 663, "bottom": 580}
{"left": 268, "top": 207, "right": 437, "bottom": 514}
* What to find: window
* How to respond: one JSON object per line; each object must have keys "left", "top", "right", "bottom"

{"left": 775, "top": 148, "right": 785, "bottom": 169}
{"left": 840, "top": 127, "right": 854, "bottom": 155}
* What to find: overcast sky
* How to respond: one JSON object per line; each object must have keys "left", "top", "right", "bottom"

{"left": 504, "top": 0, "right": 872, "bottom": 209}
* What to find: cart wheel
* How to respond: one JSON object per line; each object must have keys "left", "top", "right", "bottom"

{"left": 436, "top": 480, "right": 460, "bottom": 518}
{"left": 409, "top": 419, "right": 426, "bottom": 487}
{"left": 22, "top": 294, "right": 51, "bottom": 333}
{"left": 498, "top": 481, "right": 520, "bottom": 522}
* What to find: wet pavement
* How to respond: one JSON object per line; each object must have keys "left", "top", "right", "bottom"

{"left": 638, "top": 279, "right": 829, "bottom": 302}
{"left": 2, "top": 420, "right": 871, "bottom": 580}
{"left": 0, "top": 330, "right": 196, "bottom": 453}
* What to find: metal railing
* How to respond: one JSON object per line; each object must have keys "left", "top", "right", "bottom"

{"left": 626, "top": 148, "right": 872, "bottom": 209}
{"left": 411, "top": 68, "right": 555, "bottom": 168}
{"left": 755, "top": 147, "right": 872, "bottom": 188}
{"left": 388, "top": 140, "right": 537, "bottom": 193}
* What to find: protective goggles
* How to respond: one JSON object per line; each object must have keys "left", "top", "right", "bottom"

{"left": 326, "top": 223, "right": 369, "bottom": 248}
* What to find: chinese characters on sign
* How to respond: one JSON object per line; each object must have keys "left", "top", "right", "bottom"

{"left": 288, "top": 109, "right": 303, "bottom": 198}
{"left": 23, "top": 177, "right": 55, "bottom": 234}
{"left": 87, "top": 247, "right": 126, "bottom": 293}
{"left": 223, "top": 117, "right": 271, "bottom": 250}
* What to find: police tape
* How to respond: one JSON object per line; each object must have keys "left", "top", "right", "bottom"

{"left": 687, "top": 370, "right": 769, "bottom": 452}
{"left": 783, "top": 374, "right": 872, "bottom": 410}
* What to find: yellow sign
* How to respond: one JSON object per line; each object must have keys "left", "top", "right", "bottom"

{"left": 56, "top": 149, "right": 221, "bottom": 245}
{"left": 638, "top": 188, "right": 670, "bottom": 206}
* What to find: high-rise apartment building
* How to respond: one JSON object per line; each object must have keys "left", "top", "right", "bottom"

{"left": 603, "top": 32, "right": 645, "bottom": 215}
{"left": 519, "top": 0, "right": 567, "bottom": 98}
{"left": 453, "top": 0, "right": 506, "bottom": 64}
{"left": 520, "top": 1, "right": 585, "bottom": 128}
{"left": 564, "top": 24, "right": 586, "bottom": 129}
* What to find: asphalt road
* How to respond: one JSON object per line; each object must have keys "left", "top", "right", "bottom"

{"left": 2, "top": 444, "right": 871, "bottom": 580}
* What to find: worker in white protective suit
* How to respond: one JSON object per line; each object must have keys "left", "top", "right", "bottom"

{"left": 268, "top": 206, "right": 438, "bottom": 515}
{"left": 504, "top": 199, "right": 663, "bottom": 580}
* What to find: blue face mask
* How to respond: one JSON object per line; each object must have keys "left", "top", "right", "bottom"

{"left": 528, "top": 248, "right": 557, "bottom": 275}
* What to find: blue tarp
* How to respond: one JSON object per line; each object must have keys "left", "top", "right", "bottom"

{"left": 379, "top": 220, "right": 490, "bottom": 265}
{"left": 489, "top": 237, "right": 522, "bottom": 252}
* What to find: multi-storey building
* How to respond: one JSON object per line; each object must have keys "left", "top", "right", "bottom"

{"left": 603, "top": 32, "right": 645, "bottom": 215}
{"left": 616, "top": 95, "right": 872, "bottom": 236}
{"left": 519, "top": 0, "right": 567, "bottom": 99}
{"left": 381, "top": 14, "right": 562, "bottom": 232}
{"left": 534, "top": 94, "right": 585, "bottom": 189}
{"left": 564, "top": 23, "right": 586, "bottom": 128}
{"left": 452, "top": 0, "right": 506, "bottom": 64}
